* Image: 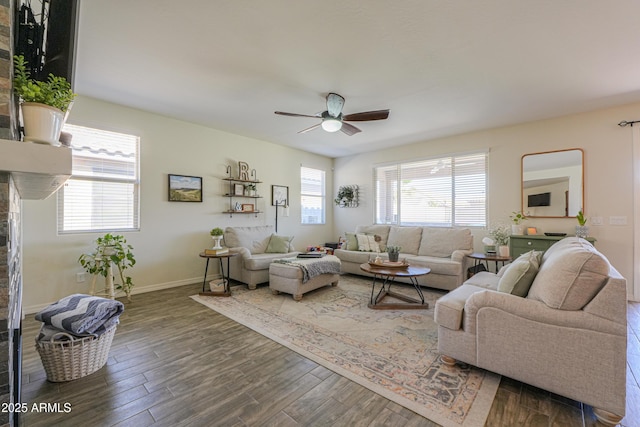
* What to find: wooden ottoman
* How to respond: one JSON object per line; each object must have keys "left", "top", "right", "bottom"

{"left": 269, "top": 259, "right": 340, "bottom": 301}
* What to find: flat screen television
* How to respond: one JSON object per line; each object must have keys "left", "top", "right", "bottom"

{"left": 528, "top": 192, "right": 551, "bottom": 207}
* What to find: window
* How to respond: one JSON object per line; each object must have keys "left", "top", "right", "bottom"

{"left": 57, "top": 124, "right": 140, "bottom": 233}
{"left": 300, "top": 166, "right": 325, "bottom": 224}
{"left": 374, "top": 151, "right": 487, "bottom": 227}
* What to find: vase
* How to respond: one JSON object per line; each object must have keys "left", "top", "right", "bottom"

{"left": 212, "top": 236, "right": 223, "bottom": 249}
{"left": 511, "top": 225, "right": 524, "bottom": 235}
{"left": 498, "top": 245, "right": 510, "bottom": 257}
{"left": 388, "top": 252, "right": 399, "bottom": 262}
{"left": 575, "top": 225, "right": 589, "bottom": 239}
{"left": 21, "top": 102, "right": 65, "bottom": 145}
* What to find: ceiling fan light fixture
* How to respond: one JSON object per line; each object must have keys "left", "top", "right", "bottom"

{"left": 321, "top": 118, "right": 342, "bottom": 132}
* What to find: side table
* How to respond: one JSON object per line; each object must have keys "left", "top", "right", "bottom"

{"left": 198, "top": 252, "right": 238, "bottom": 297}
{"left": 467, "top": 252, "right": 511, "bottom": 274}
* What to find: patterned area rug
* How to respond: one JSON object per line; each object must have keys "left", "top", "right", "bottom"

{"left": 191, "top": 274, "right": 500, "bottom": 427}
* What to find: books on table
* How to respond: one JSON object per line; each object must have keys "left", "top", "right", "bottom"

{"left": 204, "top": 247, "right": 229, "bottom": 255}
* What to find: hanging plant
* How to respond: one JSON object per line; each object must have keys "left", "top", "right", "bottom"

{"left": 334, "top": 185, "right": 359, "bottom": 207}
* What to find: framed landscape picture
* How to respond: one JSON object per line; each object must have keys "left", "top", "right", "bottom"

{"left": 168, "top": 174, "right": 203, "bottom": 202}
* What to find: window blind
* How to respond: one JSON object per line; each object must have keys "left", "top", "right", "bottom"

{"left": 374, "top": 152, "right": 487, "bottom": 227}
{"left": 300, "top": 166, "right": 325, "bottom": 224}
{"left": 57, "top": 124, "right": 140, "bottom": 233}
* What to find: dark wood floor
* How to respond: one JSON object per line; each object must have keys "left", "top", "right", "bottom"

{"left": 20, "top": 279, "right": 640, "bottom": 426}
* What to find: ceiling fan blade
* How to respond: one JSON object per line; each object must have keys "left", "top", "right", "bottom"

{"left": 275, "top": 111, "right": 321, "bottom": 118}
{"left": 298, "top": 123, "right": 322, "bottom": 134}
{"left": 343, "top": 109, "right": 390, "bottom": 122}
{"left": 340, "top": 122, "right": 361, "bottom": 136}
{"left": 326, "top": 93, "right": 345, "bottom": 118}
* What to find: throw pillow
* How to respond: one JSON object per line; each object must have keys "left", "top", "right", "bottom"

{"left": 497, "top": 250, "right": 541, "bottom": 297}
{"left": 356, "top": 233, "right": 379, "bottom": 252}
{"left": 345, "top": 232, "right": 359, "bottom": 251}
{"left": 265, "top": 234, "right": 294, "bottom": 253}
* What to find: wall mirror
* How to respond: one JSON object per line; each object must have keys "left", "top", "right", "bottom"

{"left": 521, "top": 148, "right": 584, "bottom": 218}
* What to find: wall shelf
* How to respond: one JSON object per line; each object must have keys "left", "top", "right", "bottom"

{"left": 222, "top": 170, "right": 262, "bottom": 217}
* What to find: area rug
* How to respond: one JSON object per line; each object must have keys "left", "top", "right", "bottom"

{"left": 191, "top": 275, "right": 500, "bottom": 427}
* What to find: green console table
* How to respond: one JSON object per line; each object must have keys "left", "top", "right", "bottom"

{"left": 509, "top": 234, "right": 596, "bottom": 259}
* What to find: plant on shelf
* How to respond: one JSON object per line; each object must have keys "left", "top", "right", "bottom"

{"left": 13, "top": 54, "right": 77, "bottom": 144}
{"left": 78, "top": 233, "right": 136, "bottom": 302}
{"left": 244, "top": 183, "right": 257, "bottom": 196}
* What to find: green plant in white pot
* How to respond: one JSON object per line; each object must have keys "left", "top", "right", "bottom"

{"left": 210, "top": 227, "right": 224, "bottom": 249}
{"left": 575, "top": 210, "right": 588, "bottom": 238}
{"left": 13, "top": 55, "right": 76, "bottom": 145}
{"left": 78, "top": 234, "right": 136, "bottom": 302}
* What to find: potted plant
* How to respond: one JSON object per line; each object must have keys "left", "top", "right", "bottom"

{"left": 78, "top": 234, "right": 136, "bottom": 302}
{"left": 510, "top": 211, "right": 527, "bottom": 235}
{"left": 210, "top": 227, "right": 224, "bottom": 249}
{"left": 575, "top": 210, "right": 588, "bottom": 238}
{"left": 386, "top": 245, "right": 402, "bottom": 262}
{"left": 13, "top": 54, "right": 77, "bottom": 145}
{"left": 488, "top": 225, "right": 510, "bottom": 257}
{"left": 244, "top": 183, "right": 257, "bottom": 196}
{"left": 334, "top": 185, "right": 358, "bottom": 207}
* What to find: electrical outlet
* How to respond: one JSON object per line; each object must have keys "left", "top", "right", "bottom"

{"left": 590, "top": 216, "right": 603, "bottom": 226}
{"left": 609, "top": 216, "right": 627, "bottom": 226}
{"left": 76, "top": 272, "right": 86, "bottom": 283}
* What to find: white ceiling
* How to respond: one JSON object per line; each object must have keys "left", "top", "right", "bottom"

{"left": 74, "top": 0, "right": 640, "bottom": 158}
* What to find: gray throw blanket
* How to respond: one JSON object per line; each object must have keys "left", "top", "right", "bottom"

{"left": 273, "top": 254, "right": 341, "bottom": 283}
{"left": 35, "top": 294, "right": 124, "bottom": 340}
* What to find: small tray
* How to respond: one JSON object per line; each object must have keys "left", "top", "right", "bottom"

{"left": 368, "top": 261, "right": 409, "bottom": 268}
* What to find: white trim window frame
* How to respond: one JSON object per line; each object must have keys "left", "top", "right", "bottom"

{"left": 374, "top": 151, "right": 488, "bottom": 227}
{"left": 300, "top": 166, "right": 326, "bottom": 225}
{"left": 57, "top": 124, "right": 140, "bottom": 234}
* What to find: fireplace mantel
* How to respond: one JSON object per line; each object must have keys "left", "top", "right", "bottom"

{"left": 0, "top": 139, "right": 72, "bottom": 200}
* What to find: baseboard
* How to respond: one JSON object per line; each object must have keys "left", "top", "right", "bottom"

{"left": 22, "top": 274, "right": 219, "bottom": 315}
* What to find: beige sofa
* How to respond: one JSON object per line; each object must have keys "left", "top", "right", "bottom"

{"left": 434, "top": 237, "right": 627, "bottom": 425}
{"left": 223, "top": 225, "right": 299, "bottom": 289}
{"left": 333, "top": 225, "right": 473, "bottom": 291}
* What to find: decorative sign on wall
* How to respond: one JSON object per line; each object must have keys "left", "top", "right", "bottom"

{"left": 238, "top": 161, "right": 250, "bottom": 181}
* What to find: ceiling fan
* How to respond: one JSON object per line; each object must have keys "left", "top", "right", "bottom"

{"left": 275, "top": 93, "right": 389, "bottom": 136}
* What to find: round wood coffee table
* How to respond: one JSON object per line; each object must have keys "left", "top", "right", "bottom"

{"left": 359, "top": 263, "right": 431, "bottom": 310}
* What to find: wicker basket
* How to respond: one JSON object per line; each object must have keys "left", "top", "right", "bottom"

{"left": 35, "top": 326, "right": 116, "bottom": 382}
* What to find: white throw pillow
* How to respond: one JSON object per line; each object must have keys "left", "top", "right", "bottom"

{"left": 356, "top": 233, "right": 379, "bottom": 252}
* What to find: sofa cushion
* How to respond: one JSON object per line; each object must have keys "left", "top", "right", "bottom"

{"left": 528, "top": 239, "right": 609, "bottom": 310}
{"left": 333, "top": 249, "right": 372, "bottom": 264}
{"left": 387, "top": 226, "right": 422, "bottom": 255}
{"left": 224, "top": 226, "right": 273, "bottom": 254}
{"left": 418, "top": 227, "right": 473, "bottom": 257}
{"left": 497, "top": 250, "right": 541, "bottom": 297}
{"left": 405, "top": 255, "right": 463, "bottom": 276}
{"left": 463, "top": 271, "right": 500, "bottom": 290}
{"left": 244, "top": 253, "right": 289, "bottom": 271}
{"left": 265, "top": 234, "right": 293, "bottom": 253}
{"left": 356, "top": 233, "right": 380, "bottom": 252}
{"left": 344, "top": 232, "right": 359, "bottom": 251}
{"left": 355, "top": 225, "right": 390, "bottom": 249}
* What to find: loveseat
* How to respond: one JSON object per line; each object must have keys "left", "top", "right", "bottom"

{"left": 333, "top": 225, "right": 473, "bottom": 291}
{"left": 223, "top": 225, "right": 299, "bottom": 289}
{"left": 434, "top": 237, "right": 627, "bottom": 425}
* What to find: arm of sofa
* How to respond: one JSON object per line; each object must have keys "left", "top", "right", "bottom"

{"left": 463, "top": 290, "right": 626, "bottom": 337}
{"left": 229, "top": 246, "right": 252, "bottom": 260}
{"left": 451, "top": 248, "right": 473, "bottom": 263}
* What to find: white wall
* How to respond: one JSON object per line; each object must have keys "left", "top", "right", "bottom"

{"left": 22, "top": 96, "right": 334, "bottom": 312}
{"left": 333, "top": 102, "right": 639, "bottom": 300}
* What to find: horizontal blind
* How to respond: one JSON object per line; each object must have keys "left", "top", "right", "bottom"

{"left": 301, "top": 166, "right": 325, "bottom": 224}
{"left": 58, "top": 124, "right": 140, "bottom": 233}
{"left": 374, "top": 152, "right": 486, "bottom": 227}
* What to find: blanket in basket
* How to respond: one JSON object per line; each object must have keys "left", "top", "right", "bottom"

{"left": 35, "top": 294, "right": 124, "bottom": 339}
{"left": 273, "top": 254, "right": 341, "bottom": 283}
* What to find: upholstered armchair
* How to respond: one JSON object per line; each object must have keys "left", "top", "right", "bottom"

{"left": 434, "top": 238, "right": 627, "bottom": 425}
